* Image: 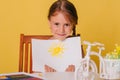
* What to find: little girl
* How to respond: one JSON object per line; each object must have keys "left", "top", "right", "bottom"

{"left": 45, "top": 0, "right": 79, "bottom": 72}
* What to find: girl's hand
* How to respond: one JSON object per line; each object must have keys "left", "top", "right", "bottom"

{"left": 65, "top": 65, "right": 75, "bottom": 72}
{"left": 44, "top": 64, "right": 75, "bottom": 72}
{"left": 44, "top": 65, "right": 56, "bottom": 72}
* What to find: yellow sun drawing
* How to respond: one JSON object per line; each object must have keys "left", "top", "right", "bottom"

{"left": 48, "top": 42, "right": 65, "bottom": 57}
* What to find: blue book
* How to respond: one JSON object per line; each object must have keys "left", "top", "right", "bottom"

{"left": 0, "top": 72, "right": 43, "bottom": 80}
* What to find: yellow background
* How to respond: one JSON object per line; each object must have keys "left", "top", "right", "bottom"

{"left": 0, "top": 0, "right": 120, "bottom": 73}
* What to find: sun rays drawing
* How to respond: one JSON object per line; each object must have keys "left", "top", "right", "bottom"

{"left": 48, "top": 42, "right": 65, "bottom": 57}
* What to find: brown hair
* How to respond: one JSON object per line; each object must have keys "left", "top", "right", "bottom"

{"left": 48, "top": 0, "right": 78, "bottom": 26}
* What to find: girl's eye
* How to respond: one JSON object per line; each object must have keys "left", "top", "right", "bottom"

{"left": 54, "top": 23, "right": 59, "bottom": 26}
{"left": 64, "top": 24, "right": 70, "bottom": 27}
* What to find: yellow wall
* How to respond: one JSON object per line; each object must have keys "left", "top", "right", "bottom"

{"left": 0, "top": 0, "right": 120, "bottom": 73}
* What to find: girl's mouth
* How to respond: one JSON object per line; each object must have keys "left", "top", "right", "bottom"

{"left": 57, "top": 34, "right": 66, "bottom": 36}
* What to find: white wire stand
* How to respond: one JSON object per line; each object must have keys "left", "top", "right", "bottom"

{"left": 75, "top": 41, "right": 105, "bottom": 80}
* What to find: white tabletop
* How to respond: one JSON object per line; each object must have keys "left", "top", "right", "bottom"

{"left": 43, "top": 72, "right": 74, "bottom": 80}
{"left": 33, "top": 72, "right": 103, "bottom": 80}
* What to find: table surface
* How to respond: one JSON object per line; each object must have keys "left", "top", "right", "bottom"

{"left": 35, "top": 72, "right": 103, "bottom": 80}
{"left": 43, "top": 72, "right": 74, "bottom": 80}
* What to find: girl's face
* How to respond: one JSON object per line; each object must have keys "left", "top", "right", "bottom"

{"left": 49, "top": 12, "right": 73, "bottom": 41}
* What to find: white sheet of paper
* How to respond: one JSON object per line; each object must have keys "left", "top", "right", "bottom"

{"left": 32, "top": 36, "right": 82, "bottom": 72}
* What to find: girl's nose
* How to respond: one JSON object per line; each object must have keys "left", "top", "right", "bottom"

{"left": 59, "top": 26, "right": 65, "bottom": 33}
